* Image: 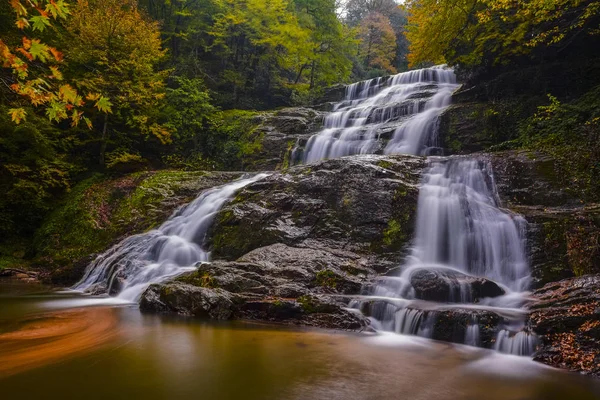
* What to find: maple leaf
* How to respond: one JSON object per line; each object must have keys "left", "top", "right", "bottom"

{"left": 16, "top": 18, "right": 30, "bottom": 29}
{"left": 58, "top": 84, "right": 78, "bottom": 103}
{"left": 83, "top": 116, "right": 93, "bottom": 129}
{"left": 70, "top": 110, "right": 83, "bottom": 127}
{"left": 95, "top": 96, "right": 113, "bottom": 113}
{"left": 8, "top": 108, "right": 27, "bottom": 124}
{"left": 86, "top": 93, "right": 101, "bottom": 101}
{"left": 30, "top": 15, "right": 51, "bottom": 31}
{"left": 22, "top": 37, "right": 31, "bottom": 50}
{"left": 16, "top": 47, "right": 33, "bottom": 61}
{"left": 49, "top": 47, "right": 63, "bottom": 62}
{"left": 29, "top": 39, "right": 50, "bottom": 61}
{"left": 45, "top": 100, "right": 68, "bottom": 122}
{"left": 49, "top": 65, "right": 63, "bottom": 80}
{"left": 10, "top": 0, "right": 27, "bottom": 17}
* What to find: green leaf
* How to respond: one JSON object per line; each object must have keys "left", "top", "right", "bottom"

{"left": 95, "top": 96, "right": 113, "bottom": 113}
{"left": 46, "top": 101, "right": 68, "bottom": 122}
{"left": 30, "top": 15, "right": 52, "bottom": 32}
{"left": 29, "top": 39, "right": 50, "bottom": 61}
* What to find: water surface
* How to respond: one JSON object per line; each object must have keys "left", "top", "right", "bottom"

{"left": 1, "top": 282, "right": 599, "bottom": 400}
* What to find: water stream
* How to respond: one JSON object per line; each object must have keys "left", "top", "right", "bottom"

{"left": 352, "top": 159, "right": 537, "bottom": 355}
{"left": 73, "top": 174, "right": 268, "bottom": 302}
{"left": 302, "top": 65, "right": 459, "bottom": 163}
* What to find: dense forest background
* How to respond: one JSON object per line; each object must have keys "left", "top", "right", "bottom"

{"left": 0, "top": 0, "right": 408, "bottom": 242}
{"left": 1, "top": 0, "right": 599, "bottom": 270}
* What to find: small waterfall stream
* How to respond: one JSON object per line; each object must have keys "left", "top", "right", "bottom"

{"left": 352, "top": 159, "right": 537, "bottom": 355}
{"left": 73, "top": 174, "right": 268, "bottom": 302}
{"left": 302, "top": 65, "right": 459, "bottom": 163}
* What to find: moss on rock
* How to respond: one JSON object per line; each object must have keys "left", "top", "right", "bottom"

{"left": 32, "top": 170, "right": 242, "bottom": 282}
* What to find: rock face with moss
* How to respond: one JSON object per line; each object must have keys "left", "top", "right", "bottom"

{"left": 486, "top": 150, "right": 600, "bottom": 288}
{"left": 481, "top": 150, "right": 600, "bottom": 375}
{"left": 245, "top": 107, "right": 325, "bottom": 171}
{"left": 140, "top": 154, "right": 424, "bottom": 329}
{"left": 34, "top": 171, "right": 244, "bottom": 284}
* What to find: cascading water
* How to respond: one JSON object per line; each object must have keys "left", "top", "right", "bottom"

{"left": 352, "top": 159, "right": 537, "bottom": 355}
{"left": 302, "top": 65, "right": 459, "bottom": 163}
{"left": 73, "top": 174, "right": 268, "bottom": 302}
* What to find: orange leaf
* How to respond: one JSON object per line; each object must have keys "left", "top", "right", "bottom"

{"left": 15, "top": 18, "right": 30, "bottom": 29}
{"left": 22, "top": 37, "right": 31, "bottom": 50}
{"left": 16, "top": 47, "right": 33, "bottom": 61}
{"left": 49, "top": 47, "right": 63, "bottom": 62}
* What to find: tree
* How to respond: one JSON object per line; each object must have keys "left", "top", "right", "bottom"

{"left": 65, "top": 0, "right": 169, "bottom": 167}
{"left": 291, "top": 0, "right": 356, "bottom": 92}
{"left": 0, "top": 0, "right": 111, "bottom": 126}
{"left": 358, "top": 12, "right": 397, "bottom": 74}
{"left": 404, "top": 0, "right": 600, "bottom": 68}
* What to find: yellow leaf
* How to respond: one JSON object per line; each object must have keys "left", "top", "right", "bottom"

{"left": 9, "top": 108, "right": 27, "bottom": 124}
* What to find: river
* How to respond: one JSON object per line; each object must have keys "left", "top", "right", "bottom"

{"left": 1, "top": 281, "right": 599, "bottom": 400}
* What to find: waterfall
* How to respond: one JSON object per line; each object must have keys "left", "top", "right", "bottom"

{"left": 302, "top": 65, "right": 459, "bottom": 163}
{"left": 73, "top": 174, "right": 268, "bottom": 302}
{"left": 353, "top": 159, "right": 536, "bottom": 356}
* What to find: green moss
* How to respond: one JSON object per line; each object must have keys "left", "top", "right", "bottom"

{"left": 315, "top": 269, "right": 338, "bottom": 288}
{"left": 383, "top": 219, "right": 404, "bottom": 247}
{"left": 178, "top": 271, "right": 217, "bottom": 288}
{"left": 32, "top": 170, "right": 218, "bottom": 273}
{"left": 377, "top": 160, "right": 394, "bottom": 170}
{"left": 280, "top": 140, "right": 295, "bottom": 170}
{"left": 297, "top": 295, "right": 317, "bottom": 313}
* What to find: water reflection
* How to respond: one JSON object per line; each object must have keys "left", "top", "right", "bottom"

{"left": 1, "top": 286, "right": 599, "bottom": 400}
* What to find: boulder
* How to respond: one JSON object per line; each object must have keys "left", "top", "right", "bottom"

{"left": 409, "top": 268, "right": 505, "bottom": 303}
{"left": 244, "top": 107, "right": 324, "bottom": 170}
{"left": 140, "top": 283, "right": 240, "bottom": 320}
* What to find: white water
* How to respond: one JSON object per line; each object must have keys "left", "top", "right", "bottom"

{"left": 353, "top": 159, "right": 537, "bottom": 355}
{"left": 302, "top": 65, "right": 459, "bottom": 163}
{"left": 73, "top": 174, "right": 268, "bottom": 302}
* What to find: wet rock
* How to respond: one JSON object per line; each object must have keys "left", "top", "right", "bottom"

{"left": 357, "top": 298, "right": 504, "bottom": 348}
{"left": 529, "top": 275, "right": 600, "bottom": 377}
{"left": 490, "top": 150, "right": 578, "bottom": 208}
{"left": 431, "top": 308, "right": 503, "bottom": 348}
{"left": 245, "top": 107, "right": 324, "bottom": 170}
{"left": 209, "top": 154, "right": 424, "bottom": 264}
{"left": 140, "top": 283, "right": 240, "bottom": 320}
{"left": 139, "top": 154, "right": 423, "bottom": 330}
{"left": 410, "top": 269, "right": 506, "bottom": 303}
{"left": 139, "top": 242, "right": 374, "bottom": 330}
{"left": 438, "top": 103, "right": 496, "bottom": 154}
{"left": 35, "top": 171, "right": 245, "bottom": 285}
{"left": 486, "top": 150, "right": 600, "bottom": 288}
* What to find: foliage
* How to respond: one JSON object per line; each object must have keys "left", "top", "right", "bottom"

{"left": 405, "top": 0, "right": 600, "bottom": 68}
{"left": 65, "top": 0, "right": 169, "bottom": 166}
{"left": 358, "top": 12, "right": 397, "bottom": 73}
{"left": 344, "top": 0, "right": 409, "bottom": 74}
{"left": 1, "top": 0, "right": 111, "bottom": 126}
{"left": 520, "top": 86, "right": 600, "bottom": 201}
{"left": 0, "top": 106, "right": 71, "bottom": 236}
{"left": 315, "top": 269, "right": 338, "bottom": 288}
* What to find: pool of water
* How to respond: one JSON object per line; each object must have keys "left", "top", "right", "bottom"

{"left": 1, "top": 281, "right": 599, "bottom": 400}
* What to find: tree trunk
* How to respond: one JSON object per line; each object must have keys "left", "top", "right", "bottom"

{"left": 99, "top": 114, "right": 109, "bottom": 168}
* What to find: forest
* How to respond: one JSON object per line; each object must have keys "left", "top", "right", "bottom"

{"left": 1, "top": 0, "right": 599, "bottom": 269}
{"left": 0, "top": 0, "right": 409, "bottom": 243}
{"left": 2, "top": 0, "right": 600, "bottom": 391}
